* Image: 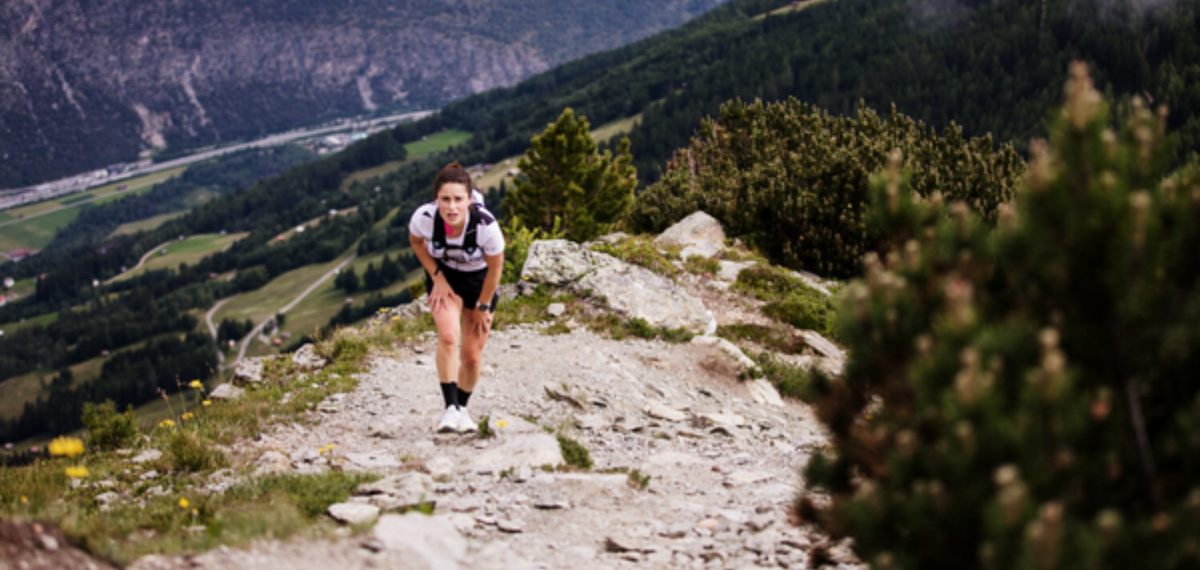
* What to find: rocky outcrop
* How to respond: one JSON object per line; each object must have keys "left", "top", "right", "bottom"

{"left": 654, "top": 210, "right": 726, "bottom": 259}
{"left": 0, "top": 0, "right": 727, "bottom": 187}
{"left": 521, "top": 239, "right": 716, "bottom": 334}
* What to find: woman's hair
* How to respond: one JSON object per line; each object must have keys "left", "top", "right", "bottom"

{"left": 432, "top": 161, "right": 473, "bottom": 200}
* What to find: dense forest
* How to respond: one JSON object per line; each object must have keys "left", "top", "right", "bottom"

{"left": 2, "top": 0, "right": 1198, "bottom": 444}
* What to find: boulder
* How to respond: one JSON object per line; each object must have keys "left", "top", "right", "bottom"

{"left": 643, "top": 399, "right": 687, "bottom": 422}
{"left": 373, "top": 513, "right": 467, "bottom": 569}
{"left": 653, "top": 211, "right": 726, "bottom": 254}
{"left": 291, "top": 344, "right": 328, "bottom": 372}
{"left": 253, "top": 450, "right": 292, "bottom": 476}
{"left": 746, "top": 378, "right": 784, "bottom": 407}
{"left": 231, "top": 358, "right": 265, "bottom": 386}
{"left": 328, "top": 503, "right": 380, "bottom": 525}
{"left": 207, "top": 383, "right": 244, "bottom": 401}
{"left": 129, "top": 449, "right": 162, "bottom": 464}
{"left": 471, "top": 434, "right": 564, "bottom": 474}
{"left": 521, "top": 240, "right": 716, "bottom": 334}
{"left": 356, "top": 473, "right": 437, "bottom": 512}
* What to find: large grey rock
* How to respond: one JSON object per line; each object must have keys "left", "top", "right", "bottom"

{"left": 253, "top": 450, "right": 292, "bottom": 476}
{"left": 328, "top": 502, "right": 380, "bottom": 525}
{"left": 746, "top": 378, "right": 784, "bottom": 407}
{"left": 717, "top": 260, "right": 756, "bottom": 283}
{"left": 130, "top": 449, "right": 162, "bottom": 464}
{"left": 521, "top": 239, "right": 716, "bottom": 334}
{"left": 291, "top": 344, "right": 328, "bottom": 372}
{"left": 373, "top": 512, "right": 466, "bottom": 570}
{"left": 471, "top": 433, "right": 563, "bottom": 473}
{"left": 356, "top": 472, "right": 437, "bottom": 511}
{"left": 644, "top": 399, "right": 687, "bottom": 422}
{"left": 207, "top": 383, "right": 244, "bottom": 401}
{"left": 654, "top": 211, "right": 726, "bottom": 253}
{"left": 231, "top": 358, "right": 265, "bottom": 386}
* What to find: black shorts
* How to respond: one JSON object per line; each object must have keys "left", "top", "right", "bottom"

{"left": 424, "top": 262, "right": 498, "bottom": 311}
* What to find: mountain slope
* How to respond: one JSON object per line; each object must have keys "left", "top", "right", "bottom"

{"left": 0, "top": 0, "right": 727, "bottom": 187}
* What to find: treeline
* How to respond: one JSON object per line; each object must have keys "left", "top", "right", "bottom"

{"left": 0, "top": 332, "right": 216, "bottom": 443}
{"left": 0, "top": 288, "right": 202, "bottom": 381}
{"left": 45, "top": 145, "right": 317, "bottom": 253}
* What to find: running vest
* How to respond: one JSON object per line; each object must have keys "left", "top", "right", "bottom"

{"left": 426, "top": 202, "right": 496, "bottom": 262}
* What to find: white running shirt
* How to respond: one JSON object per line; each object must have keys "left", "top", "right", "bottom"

{"left": 408, "top": 202, "right": 505, "bottom": 272}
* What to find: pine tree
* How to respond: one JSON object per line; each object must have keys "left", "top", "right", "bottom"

{"left": 803, "top": 64, "right": 1200, "bottom": 570}
{"left": 336, "top": 267, "right": 359, "bottom": 293}
{"left": 362, "top": 262, "right": 384, "bottom": 291}
{"left": 504, "top": 108, "right": 637, "bottom": 242}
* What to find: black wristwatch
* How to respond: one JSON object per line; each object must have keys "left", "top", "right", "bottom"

{"left": 476, "top": 301, "right": 495, "bottom": 313}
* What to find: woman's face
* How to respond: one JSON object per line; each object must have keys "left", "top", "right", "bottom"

{"left": 437, "top": 182, "right": 471, "bottom": 228}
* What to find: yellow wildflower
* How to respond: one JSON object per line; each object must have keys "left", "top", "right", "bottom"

{"left": 392, "top": 316, "right": 400, "bottom": 321}
{"left": 65, "top": 466, "right": 88, "bottom": 479}
{"left": 182, "top": 413, "right": 194, "bottom": 421}
{"left": 202, "top": 400, "right": 212, "bottom": 406}
{"left": 378, "top": 308, "right": 388, "bottom": 313}
{"left": 189, "top": 380, "right": 203, "bottom": 389}
{"left": 318, "top": 448, "right": 325, "bottom": 454}
{"left": 20, "top": 496, "right": 28, "bottom": 504}
{"left": 179, "top": 498, "right": 189, "bottom": 509}
{"left": 159, "top": 419, "right": 176, "bottom": 429}
{"left": 496, "top": 419, "right": 509, "bottom": 428}
{"left": 192, "top": 509, "right": 198, "bottom": 516}
{"left": 49, "top": 437, "right": 85, "bottom": 458}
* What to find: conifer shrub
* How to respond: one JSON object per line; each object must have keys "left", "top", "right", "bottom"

{"left": 734, "top": 265, "right": 838, "bottom": 338}
{"left": 81, "top": 400, "right": 138, "bottom": 451}
{"left": 802, "top": 64, "right": 1200, "bottom": 570}
{"left": 628, "top": 98, "right": 1024, "bottom": 279}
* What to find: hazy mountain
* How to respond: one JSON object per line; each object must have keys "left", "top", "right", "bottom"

{"left": 0, "top": 0, "right": 727, "bottom": 187}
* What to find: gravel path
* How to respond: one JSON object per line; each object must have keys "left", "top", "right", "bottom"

{"left": 133, "top": 283, "right": 858, "bottom": 570}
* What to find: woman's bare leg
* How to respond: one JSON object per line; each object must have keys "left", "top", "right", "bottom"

{"left": 432, "top": 293, "right": 464, "bottom": 386}
{"left": 458, "top": 309, "right": 491, "bottom": 392}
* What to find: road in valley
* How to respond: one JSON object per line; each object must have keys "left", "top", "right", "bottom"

{"left": 205, "top": 298, "right": 234, "bottom": 365}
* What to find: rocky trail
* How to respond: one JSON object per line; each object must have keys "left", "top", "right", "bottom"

{"left": 121, "top": 213, "right": 860, "bottom": 570}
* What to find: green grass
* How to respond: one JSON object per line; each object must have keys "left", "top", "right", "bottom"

{"left": 213, "top": 250, "right": 357, "bottom": 353}
{"left": 340, "top": 160, "right": 409, "bottom": 191}
{"left": 58, "top": 193, "right": 94, "bottom": 206}
{"left": 0, "top": 355, "right": 98, "bottom": 421}
{"left": 0, "top": 212, "right": 12, "bottom": 222}
{"left": 108, "top": 212, "right": 189, "bottom": 238}
{"left": 5, "top": 277, "right": 35, "bottom": 298}
{"left": 402, "top": 130, "right": 472, "bottom": 157}
{"left": 115, "top": 233, "right": 249, "bottom": 281}
{"left": 0, "top": 207, "right": 84, "bottom": 251}
{"left": 590, "top": 114, "right": 642, "bottom": 143}
{"left": 0, "top": 311, "right": 60, "bottom": 337}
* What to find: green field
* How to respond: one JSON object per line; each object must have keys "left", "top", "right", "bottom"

{"left": 404, "top": 130, "right": 472, "bottom": 157}
{"left": 0, "top": 311, "right": 59, "bottom": 337}
{"left": 3, "top": 277, "right": 35, "bottom": 298}
{"left": 114, "top": 233, "right": 249, "bottom": 281}
{"left": 108, "top": 211, "right": 189, "bottom": 238}
{"left": 0, "top": 356, "right": 102, "bottom": 421}
{"left": 0, "top": 166, "right": 189, "bottom": 252}
{"left": 0, "top": 212, "right": 12, "bottom": 223}
{"left": 590, "top": 114, "right": 642, "bottom": 143}
{"left": 0, "top": 207, "right": 83, "bottom": 251}
{"left": 212, "top": 248, "right": 356, "bottom": 342}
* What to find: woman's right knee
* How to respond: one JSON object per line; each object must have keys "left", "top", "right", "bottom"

{"left": 437, "top": 330, "right": 459, "bottom": 348}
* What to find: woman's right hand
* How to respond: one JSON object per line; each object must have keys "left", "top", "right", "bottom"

{"left": 428, "top": 274, "right": 456, "bottom": 313}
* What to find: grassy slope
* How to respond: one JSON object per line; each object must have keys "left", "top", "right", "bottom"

{"left": 108, "top": 212, "right": 189, "bottom": 238}
{"left": 114, "top": 233, "right": 249, "bottom": 282}
{"left": 338, "top": 130, "right": 473, "bottom": 191}
{"left": 0, "top": 311, "right": 60, "bottom": 337}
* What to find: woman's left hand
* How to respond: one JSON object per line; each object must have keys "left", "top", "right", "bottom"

{"left": 472, "top": 308, "right": 493, "bottom": 336}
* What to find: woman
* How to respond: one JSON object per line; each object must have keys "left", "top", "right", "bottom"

{"left": 408, "top": 162, "right": 505, "bottom": 433}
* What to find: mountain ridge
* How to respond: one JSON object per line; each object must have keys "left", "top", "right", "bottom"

{"left": 0, "top": 0, "right": 728, "bottom": 187}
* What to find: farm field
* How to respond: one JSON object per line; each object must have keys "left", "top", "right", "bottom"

{"left": 0, "top": 166, "right": 189, "bottom": 252}
{"left": 211, "top": 248, "right": 356, "bottom": 339}
{"left": 108, "top": 212, "right": 189, "bottom": 238}
{"left": 0, "top": 311, "right": 59, "bottom": 337}
{"left": 338, "top": 129, "right": 474, "bottom": 191}
{"left": 0, "top": 356, "right": 103, "bottom": 421}
{"left": 114, "top": 233, "right": 249, "bottom": 282}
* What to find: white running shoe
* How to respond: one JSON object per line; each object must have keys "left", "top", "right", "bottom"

{"left": 456, "top": 406, "right": 477, "bottom": 434}
{"left": 437, "top": 406, "right": 460, "bottom": 433}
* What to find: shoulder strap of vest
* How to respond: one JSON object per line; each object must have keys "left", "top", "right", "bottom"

{"left": 431, "top": 204, "right": 483, "bottom": 253}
